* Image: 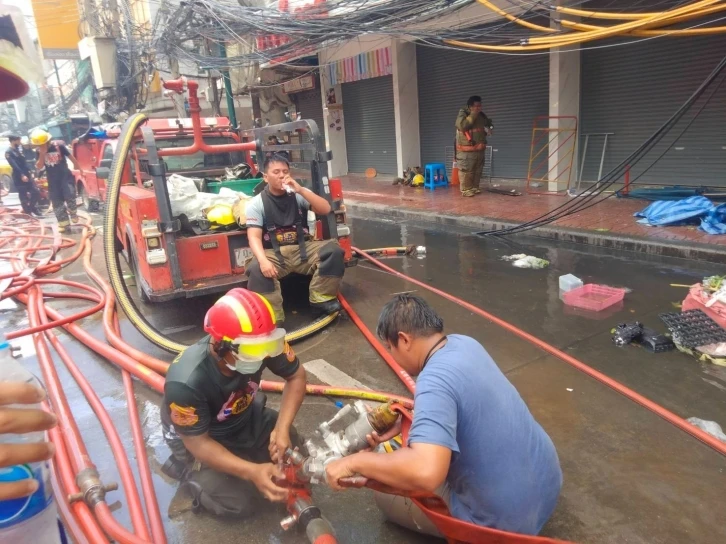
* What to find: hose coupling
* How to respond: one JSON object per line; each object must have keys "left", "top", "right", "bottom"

{"left": 69, "top": 467, "right": 118, "bottom": 507}
{"left": 280, "top": 497, "right": 321, "bottom": 532}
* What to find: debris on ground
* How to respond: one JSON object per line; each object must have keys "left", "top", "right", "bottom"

{"left": 392, "top": 166, "right": 424, "bottom": 187}
{"left": 501, "top": 254, "right": 550, "bottom": 269}
{"left": 660, "top": 310, "right": 726, "bottom": 348}
{"left": 611, "top": 322, "right": 674, "bottom": 352}
{"left": 687, "top": 418, "right": 726, "bottom": 443}
{"left": 681, "top": 276, "right": 726, "bottom": 331}
{"left": 702, "top": 275, "right": 726, "bottom": 291}
{"left": 563, "top": 284, "right": 625, "bottom": 312}
{"left": 485, "top": 187, "right": 522, "bottom": 197}
{"left": 634, "top": 195, "right": 726, "bottom": 234}
{"left": 659, "top": 309, "right": 726, "bottom": 365}
{"left": 559, "top": 274, "right": 583, "bottom": 292}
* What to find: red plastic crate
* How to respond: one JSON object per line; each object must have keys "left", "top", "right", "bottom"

{"left": 563, "top": 284, "right": 626, "bottom": 312}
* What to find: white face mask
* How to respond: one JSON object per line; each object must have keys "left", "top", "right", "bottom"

{"left": 226, "top": 356, "right": 264, "bottom": 375}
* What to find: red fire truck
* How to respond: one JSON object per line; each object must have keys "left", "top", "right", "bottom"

{"left": 71, "top": 116, "right": 244, "bottom": 211}
{"left": 103, "top": 78, "right": 354, "bottom": 303}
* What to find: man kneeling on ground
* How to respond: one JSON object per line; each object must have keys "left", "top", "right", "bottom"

{"left": 161, "top": 288, "right": 306, "bottom": 516}
{"left": 325, "top": 294, "right": 563, "bottom": 536}
{"left": 245, "top": 153, "right": 344, "bottom": 324}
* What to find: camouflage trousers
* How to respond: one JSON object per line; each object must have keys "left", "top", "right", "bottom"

{"left": 245, "top": 240, "right": 345, "bottom": 323}
{"left": 457, "top": 150, "right": 486, "bottom": 194}
{"left": 49, "top": 174, "right": 77, "bottom": 227}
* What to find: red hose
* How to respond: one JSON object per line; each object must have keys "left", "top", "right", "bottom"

{"left": 27, "top": 288, "right": 94, "bottom": 473}
{"left": 48, "top": 455, "right": 90, "bottom": 544}
{"left": 5, "top": 279, "right": 104, "bottom": 339}
{"left": 17, "top": 291, "right": 166, "bottom": 393}
{"left": 337, "top": 293, "right": 416, "bottom": 394}
{"left": 122, "top": 370, "right": 167, "bottom": 544}
{"left": 2, "top": 211, "right": 161, "bottom": 543}
{"left": 38, "top": 300, "right": 152, "bottom": 541}
{"left": 83, "top": 239, "right": 170, "bottom": 376}
{"left": 117, "top": 315, "right": 167, "bottom": 544}
{"left": 47, "top": 424, "right": 108, "bottom": 543}
{"left": 352, "top": 247, "right": 726, "bottom": 458}
{"left": 94, "top": 503, "right": 152, "bottom": 544}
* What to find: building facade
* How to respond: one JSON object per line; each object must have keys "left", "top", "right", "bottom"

{"left": 295, "top": 31, "right": 726, "bottom": 187}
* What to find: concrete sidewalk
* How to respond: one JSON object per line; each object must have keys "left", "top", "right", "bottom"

{"left": 341, "top": 176, "right": 726, "bottom": 263}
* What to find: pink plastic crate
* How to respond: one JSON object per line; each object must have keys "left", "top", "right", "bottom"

{"left": 562, "top": 284, "right": 626, "bottom": 312}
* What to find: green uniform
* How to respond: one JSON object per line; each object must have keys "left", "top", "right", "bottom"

{"left": 455, "top": 108, "right": 493, "bottom": 195}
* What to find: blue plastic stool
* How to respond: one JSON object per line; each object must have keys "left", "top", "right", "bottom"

{"left": 424, "top": 163, "right": 449, "bottom": 190}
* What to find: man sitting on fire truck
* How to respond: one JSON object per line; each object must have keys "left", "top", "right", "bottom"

{"left": 245, "top": 153, "right": 344, "bottom": 323}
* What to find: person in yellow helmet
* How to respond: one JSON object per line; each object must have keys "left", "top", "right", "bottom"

{"left": 31, "top": 129, "right": 83, "bottom": 232}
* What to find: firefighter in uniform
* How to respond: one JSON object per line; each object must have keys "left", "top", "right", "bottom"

{"left": 31, "top": 128, "right": 83, "bottom": 232}
{"left": 455, "top": 95, "right": 493, "bottom": 197}
{"left": 245, "top": 153, "right": 345, "bottom": 324}
{"left": 4, "top": 135, "right": 41, "bottom": 216}
{"left": 161, "top": 288, "right": 307, "bottom": 516}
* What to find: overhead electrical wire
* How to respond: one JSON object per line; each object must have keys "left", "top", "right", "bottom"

{"left": 446, "top": 0, "right": 726, "bottom": 51}
{"left": 146, "top": 0, "right": 726, "bottom": 75}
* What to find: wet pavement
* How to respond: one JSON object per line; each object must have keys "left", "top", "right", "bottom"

{"left": 2, "top": 204, "right": 726, "bottom": 544}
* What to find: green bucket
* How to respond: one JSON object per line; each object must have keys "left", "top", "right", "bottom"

{"left": 205, "top": 179, "right": 259, "bottom": 195}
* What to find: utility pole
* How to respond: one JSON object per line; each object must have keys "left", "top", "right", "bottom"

{"left": 218, "top": 42, "right": 237, "bottom": 127}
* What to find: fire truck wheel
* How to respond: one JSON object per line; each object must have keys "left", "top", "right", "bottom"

{"left": 128, "top": 242, "right": 151, "bottom": 303}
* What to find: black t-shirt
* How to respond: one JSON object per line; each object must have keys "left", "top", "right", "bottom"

{"left": 43, "top": 143, "right": 72, "bottom": 185}
{"left": 161, "top": 335, "right": 300, "bottom": 441}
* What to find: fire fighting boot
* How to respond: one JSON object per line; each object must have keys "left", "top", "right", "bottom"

{"left": 310, "top": 298, "right": 342, "bottom": 315}
{"left": 161, "top": 454, "right": 192, "bottom": 481}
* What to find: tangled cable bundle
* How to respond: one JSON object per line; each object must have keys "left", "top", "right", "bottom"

{"left": 156, "top": 0, "right": 726, "bottom": 73}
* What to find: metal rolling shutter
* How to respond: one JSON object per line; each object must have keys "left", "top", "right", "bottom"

{"left": 295, "top": 87, "right": 325, "bottom": 136}
{"left": 581, "top": 35, "right": 726, "bottom": 186}
{"left": 342, "top": 76, "right": 398, "bottom": 174}
{"left": 416, "top": 45, "right": 549, "bottom": 179}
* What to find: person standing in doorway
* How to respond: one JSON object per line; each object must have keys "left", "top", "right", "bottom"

{"left": 4, "top": 135, "right": 42, "bottom": 216}
{"left": 31, "top": 129, "right": 83, "bottom": 232}
{"left": 455, "top": 96, "right": 493, "bottom": 197}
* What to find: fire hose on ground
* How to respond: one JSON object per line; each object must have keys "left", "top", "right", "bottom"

{"left": 3, "top": 206, "right": 726, "bottom": 542}
{"left": 0, "top": 210, "right": 411, "bottom": 543}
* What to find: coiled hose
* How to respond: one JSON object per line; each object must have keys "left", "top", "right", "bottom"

{"left": 103, "top": 113, "right": 339, "bottom": 354}
{"left": 103, "top": 112, "right": 185, "bottom": 353}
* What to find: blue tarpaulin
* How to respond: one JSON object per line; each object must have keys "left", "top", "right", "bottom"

{"left": 634, "top": 196, "right": 726, "bottom": 235}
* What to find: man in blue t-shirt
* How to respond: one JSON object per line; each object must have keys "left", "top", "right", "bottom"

{"left": 326, "top": 294, "right": 562, "bottom": 536}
